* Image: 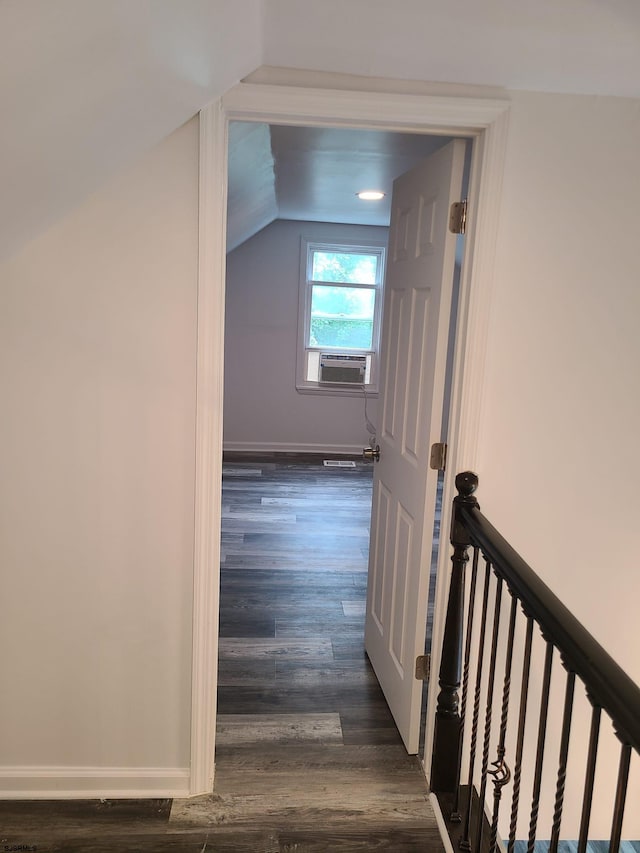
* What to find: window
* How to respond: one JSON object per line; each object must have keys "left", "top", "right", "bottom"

{"left": 297, "top": 240, "right": 386, "bottom": 393}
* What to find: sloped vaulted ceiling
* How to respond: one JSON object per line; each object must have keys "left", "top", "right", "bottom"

{"left": 226, "top": 123, "right": 452, "bottom": 251}
{"left": 0, "top": 0, "right": 263, "bottom": 262}
{"left": 227, "top": 122, "right": 277, "bottom": 253}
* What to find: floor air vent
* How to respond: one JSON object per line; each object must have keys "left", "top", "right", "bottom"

{"left": 323, "top": 460, "right": 357, "bottom": 468}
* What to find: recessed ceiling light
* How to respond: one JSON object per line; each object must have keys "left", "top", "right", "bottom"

{"left": 357, "top": 190, "right": 386, "bottom": 201}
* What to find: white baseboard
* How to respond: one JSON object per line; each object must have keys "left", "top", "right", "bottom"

{"left": 0, "top": 766, "right": 190, "bottom": 799}
{"left": 223, "top": 441, "right": 364, "bottom": 455}
{"left": 429, "top": 792, "right": 456, "bottom": 853}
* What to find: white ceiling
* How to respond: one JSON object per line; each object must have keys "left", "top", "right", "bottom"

{"left": 271, "top": 125, "right": 451, "bottom": 226}
{"left": 227, "top": 123, "right": 452, "bottom": 251}
{"left": 2, "top": 0, "right": 639, "bottom": 263}
{"left": 265, "top": 0, "right": 640, "bottom": 98}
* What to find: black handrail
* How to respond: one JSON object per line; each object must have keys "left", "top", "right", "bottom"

{"left": 430, "top": 471, "right": 640, "bottom": 853}
{"left": 458, "top": 490, "right": 640, "bottom": 755}
{"left": 431, "top": 471, "right": 640, "bottom": 792}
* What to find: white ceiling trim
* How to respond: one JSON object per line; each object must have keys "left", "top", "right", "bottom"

{"left": 223, "top": 82, "right": 510, "bottom": 135}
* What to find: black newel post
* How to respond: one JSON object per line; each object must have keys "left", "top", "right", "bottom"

{"left": 430, "top": 471, "right": 479, "bottom": 793}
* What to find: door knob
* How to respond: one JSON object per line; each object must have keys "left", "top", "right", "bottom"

{"left": 362, "top": 444, "right": 380, "bottom": 462}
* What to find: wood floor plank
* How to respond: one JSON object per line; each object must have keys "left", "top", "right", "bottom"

{"left": 275, "top": 827, "right": 445, "bottom": 852}
{"left": 213, "top": 743, "right": 422, "bottom": 774}
{"left": 212, "top": 762, "right": 429, "bottom": 798}
{"left": 170, "top": 793, "right": 435, "bottom": 834}
{"left": 274, "top": 616, "right": 363, "bottom": 637}
{"left": 206, "top": 456, "right": 443, "bottom": 848}
{"left": 218, "top": 637, "right": 334, "bottom": 660}
{"left": 221, "top": 511, "right": 298, "bottom": 524}
{"left": 217, "top": 658, "right": 277, "bottom": 686}
{"left": 331, "top": 638, "right": 370, "bottom": 660}
{"left": 273, "top": 658, "right": 377, "bottom": 686}
{"left": 219, "top": 615, "right": 276, "bottom": 638}
{"left": 0, "top": 834, "right": 212, "bottom": 853}
{"left": 217, "top": 593, "right": 348, "bottom": 611}
{"left": 220, "top": 566, "right": 361, "bottom": 584}
{"left": 216, "top": 686, "right": 397, "bottom": 720}
{"left": 220, "top": 555, "right": 369, "bottom": 572}
{"left": 216, "top": 713, "right": 343, "bottom": 746}
{"left": 0, "top": 798, "right": 172, "bottom": 833}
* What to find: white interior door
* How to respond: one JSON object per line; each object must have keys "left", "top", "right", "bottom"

{"left": 365, "top": 139, "right": 466, "bottom": 754}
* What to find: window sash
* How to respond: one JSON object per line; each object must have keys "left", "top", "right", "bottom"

{"left": 306, "top": 243, "right": 385, "bottom": 287}
{"left": 309, "top": 249, "right": 380, "bottom": 285}
{"left": 308, "top": 283, "right": 376, "bottom": 350}
{"left": 297, "top": 239, "right": 386, "bottom": 393}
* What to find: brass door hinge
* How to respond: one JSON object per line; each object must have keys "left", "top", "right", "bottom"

{"left": 415, "top": 654, "right": 431, "bottom": 681}
{"left": 449, "top": 199, "right": 467, "bottom": 235}
{"left": 430, "top": 442, "right": 447, "bottom": 471}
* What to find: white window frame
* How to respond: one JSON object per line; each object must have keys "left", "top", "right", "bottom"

{"left": 296, "top": 238, "right": 386, "bottom": 395}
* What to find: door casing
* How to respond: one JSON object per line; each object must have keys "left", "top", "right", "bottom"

{"left": 190, "top": 78, "right": 510, "bottom": 795}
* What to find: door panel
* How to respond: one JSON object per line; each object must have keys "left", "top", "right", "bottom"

{"left": 365, "top": 139, "right": 466, "bottom": 754}
{"left": 381, "top": 287, "right": 405, "bottom": 441}
{"left": 404, "top": 287, "right": 432, "bottom": 457}
{"left": 370, "top": 482, "right": 391, "bottom": 629}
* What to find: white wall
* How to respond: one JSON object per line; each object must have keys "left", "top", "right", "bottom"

{"left": 473, "top": 90, "right": 640, "bottom": 838}
{"left": 224, "top": 219, "right": 387, "bottom": 454}
{"left": 478, "top": 89, "right": 640, "bottom": 687}
{"left": 0, "top": 118, "right": 199, "bottom": 796}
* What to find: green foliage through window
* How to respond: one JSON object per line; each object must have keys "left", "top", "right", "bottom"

{"left": 309, "top": 318, "right": 374, "bottom": 349}
{"left": 311, "top": 251, "right": 378, "bottom": 284}
{"left": 309, "top": 284, "right": 375, "bottom": 349}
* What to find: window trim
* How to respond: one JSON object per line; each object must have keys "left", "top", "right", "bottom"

{"left": 296, "top": 238, "right": 386, "bottom": 395}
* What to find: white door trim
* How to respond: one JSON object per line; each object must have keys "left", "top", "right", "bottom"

{"left": 190, "top": 100, "right": 227, "bottom": 796}
{"left": 190, "top": 80, "right": 510, "bottom": 795}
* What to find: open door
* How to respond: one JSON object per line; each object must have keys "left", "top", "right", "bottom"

{"left": 365, "top": 139, "right": 466, "bottom": 754}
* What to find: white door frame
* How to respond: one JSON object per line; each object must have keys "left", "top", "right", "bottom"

{"left": 190, "top": 80, "right": 510, "bottom": 795}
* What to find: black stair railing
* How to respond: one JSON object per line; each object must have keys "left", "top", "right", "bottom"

{"left": 431, "top": 472, "right": 640, "bottom": 853}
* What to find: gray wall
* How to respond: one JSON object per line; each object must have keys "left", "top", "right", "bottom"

{"left": 224, "top": 219, "right": 388, "bottom": 454}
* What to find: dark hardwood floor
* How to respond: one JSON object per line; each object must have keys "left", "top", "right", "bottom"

{"left": 170, "top": 454, "right": 443, "bottom": 849}
{"left": 0, "top": 455, "right": 444, "bottom": 852}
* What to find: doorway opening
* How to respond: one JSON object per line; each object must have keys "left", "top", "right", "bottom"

{"left": 190, "top": 80, "right": 510, "bottom": 795}
{"left": 220, "top": 122, "right": 472, "bottom": 758}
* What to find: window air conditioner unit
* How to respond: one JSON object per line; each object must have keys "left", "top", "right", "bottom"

{"left": 319, "top": 353, "right": 366, "bottom": 385}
